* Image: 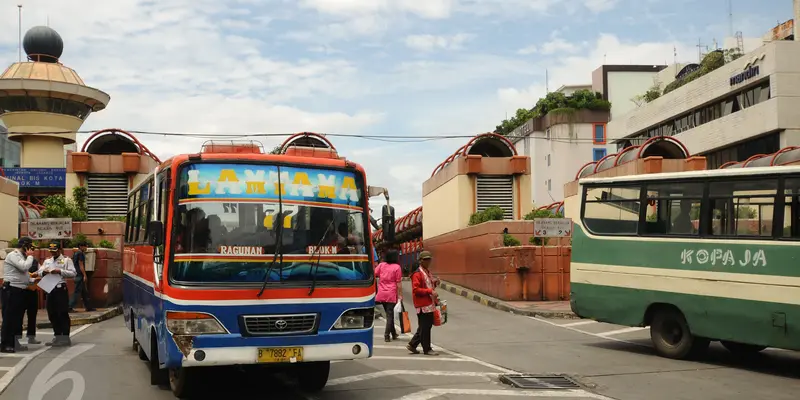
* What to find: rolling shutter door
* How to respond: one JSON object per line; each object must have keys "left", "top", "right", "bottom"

{"left": 87, "top": 174, "right": 129, "bottom": 221}
{"left": 476, "top": 175, "right": 513, "bottom": 219}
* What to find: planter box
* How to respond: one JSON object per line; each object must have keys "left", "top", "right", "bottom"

{"left": 510, "top": 156, "right": 528, "bottom": 174}
{"left": 465, "top": 155, "right": 482, "bottom": 174}
{"left": 121, "top": 152, "right": 141, "bottom": 173}
{"left": 71, "top": 152, "right": 91, "bottom": 172}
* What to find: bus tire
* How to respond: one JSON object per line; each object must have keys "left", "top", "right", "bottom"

{"left": 149, "top": 334, "right": 169, "bottom": 386}
{"left": 650, "top": 307, "right": 709, "bottom": 360}
{"left": 169, "top": 367, "right": 197, "bottom": 398}
{"left": 721, "top": 340, "right": 766, "bottom": 355}
{"left": 138, "top": 336, "right": 148, "bottom": 361}
{"left": 297, "top": 361, "right": 330, "bottom": 392}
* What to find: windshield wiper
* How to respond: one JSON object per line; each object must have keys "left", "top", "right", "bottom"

{"left": 258, "top": 170, "right": 285, "bottom": 297}
{"left": 307, "top": 217, "right": 336, "bottom": 296}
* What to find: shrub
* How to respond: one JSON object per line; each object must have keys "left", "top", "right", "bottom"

{"left": 98, "top": 240, "right": 115, "bottom": 249}
{"left": 468, "top": 206, "right": 506, "bottom": 226}
{"left": 503, "top": 233, "right": 521, "bottom": 246}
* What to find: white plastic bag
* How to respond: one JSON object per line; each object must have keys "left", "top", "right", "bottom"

{"left": 393, "top": 301, "right": 403, "bottom": 322}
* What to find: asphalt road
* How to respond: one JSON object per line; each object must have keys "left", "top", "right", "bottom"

{"left": 0, "top": 282, "right": 798, "bottom": 400}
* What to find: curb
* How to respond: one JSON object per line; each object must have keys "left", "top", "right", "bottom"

{"left": 438, "top": 281, "right": 578, "bottom": 319}
{"left": 35, "top": 305, "right": 123, "bottom": 329}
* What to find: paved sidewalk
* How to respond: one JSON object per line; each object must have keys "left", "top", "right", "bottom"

{"left": 0, "top": 306, "right": 122, "bottom": 329}
{"left": 438, "top": 280, "right": 577, "bottom": 319}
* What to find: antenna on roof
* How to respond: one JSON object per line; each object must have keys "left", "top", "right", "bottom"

{"left": 728, "top": 0, "right": 733, "bottom": 37}
{"left": 17, "top": 4, "right": 22, "bottom": 62}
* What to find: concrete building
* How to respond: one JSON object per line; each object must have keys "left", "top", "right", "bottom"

{"left": 509, "top": 65, "right": 664, "bottom": 207}
{"left": 592, "top": 65, "right": 667, "bottom": 120}
{"left": 609, "top": 39, "right": 800, "bottom": 168}
{"left": 0, "top": 26, "right": 110, "bottom": 207}
{"left": 422, "top": 133, "right": 532, "bottom": 239}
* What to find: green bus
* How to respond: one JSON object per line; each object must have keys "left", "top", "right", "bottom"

{"left": 570, "top": 165, "right": 800, "bottom": 360}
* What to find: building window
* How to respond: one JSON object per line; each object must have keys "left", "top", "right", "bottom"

{"left": 593, "top": 148, "right": 607, "bottom": 162}
{"left": 547, "top": 154, "right": 550, "bottom": 166}
{"left": 593, "top": 124, "right": 606, "bottom": 144}
{"left": 548, "top": 179, "right": 551, "bottom": 191}
{"left": 621, "top": 79, "right": 770, "bottom": 148}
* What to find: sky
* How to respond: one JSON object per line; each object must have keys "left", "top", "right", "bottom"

{"left": 0, "top": 0, "right": 792, "bottom": 219}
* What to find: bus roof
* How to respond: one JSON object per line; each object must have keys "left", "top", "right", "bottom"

{"left": 578, "top": 165, "right": 800, "bottom": 185}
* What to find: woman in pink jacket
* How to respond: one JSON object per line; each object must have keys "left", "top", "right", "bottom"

{"left": 375, "top": 249, "right": 403, "bottom": 342}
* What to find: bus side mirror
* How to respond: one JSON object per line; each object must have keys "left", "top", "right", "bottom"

{"left": 148, "top": 221, "right": 164, "bottom": 246}
{"left": 382, "top": 205, "right": 395, "bottom": 242}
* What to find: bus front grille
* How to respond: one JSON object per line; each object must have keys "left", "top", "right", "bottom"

{"left": 240, "top": 313, "right": 318, "bottom": 336}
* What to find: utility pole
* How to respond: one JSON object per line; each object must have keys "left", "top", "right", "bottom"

{"left": 18, "top": 4, "right": 23, "bottom": 62}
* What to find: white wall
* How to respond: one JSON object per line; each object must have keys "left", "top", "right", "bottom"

{"left": 607, "top": 71, "right": 661, "bottom": 119}
{"left": 530, "top": 123, "right": 598, "bottom": 207}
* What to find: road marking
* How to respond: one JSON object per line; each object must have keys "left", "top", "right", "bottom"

{"left": 598, "top": 327, "right": 647, "bottom": 337}
{"left": 367, "top": 356, "right": 471, "bottom": 362}
{"left": 562, "top": 320, "right": 597, "bottom": 327}
{"left": 529, "top": 317, "right": 648, "bottom": 347}
{"left": 327, "top": 370, "right": 502, "bottom": 386}
{"left": 0, "top": 323, "right": 93, "bottom": 395}
{"left": 396, "top": 388, "right": 615, "bottom": 399}
{"left": 384, "top": 321, "right": 518, "bottom": 373}
{"left": 373, "top": 344, "right": 445, "bottom": 351}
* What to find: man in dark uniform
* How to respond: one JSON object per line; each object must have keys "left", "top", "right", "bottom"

{"left": 1, "top": 237, "right": 36, "bottom": 353}
{"left": 37, "top": 242, "right": 76, "bottom": 347}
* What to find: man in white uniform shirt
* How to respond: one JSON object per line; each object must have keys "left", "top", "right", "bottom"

{"left": 36, "top": 241, "right": 76, "bottom": 346}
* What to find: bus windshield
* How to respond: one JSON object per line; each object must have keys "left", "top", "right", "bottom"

{"left": 170, "top": 162, "right": 372, "bottom": 285}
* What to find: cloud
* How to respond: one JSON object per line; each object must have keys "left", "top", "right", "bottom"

{"left": 404, "top": 33, "right": 473, "bottom": 52}
{"left": 539, "top": 37, "right": 581, "bottom": 54}
{"left": 583, "top": 0, "right": 620, "bottom": 13}
{"left": 517, "top": 45, "right": 538, "bottom": 55}
{"left": 497, "top": 33, "right": 698, "bottom": 114}
{"left": 300, "top": 0, "right": 454, "bottom": 19}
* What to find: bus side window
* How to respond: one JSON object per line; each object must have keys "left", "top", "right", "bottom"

{"left": 709, "top": 179, "right": 777, "bottom": 237}
{"left": 644, "top": 182, "right": 702, "bottom": 236}
{"left": 582, "top": 185, "right": 641, "bottom": 235}
{"left": 782, "top": 178, "right": 800, "bottom": 238}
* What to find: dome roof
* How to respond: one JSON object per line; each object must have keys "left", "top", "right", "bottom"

{"left": 23, "top": 26, "right": 64, "bottom": 63}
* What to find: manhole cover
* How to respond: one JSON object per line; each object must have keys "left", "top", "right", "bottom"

{"left": 499, "top": 374, "right": 581, "bottom": 389}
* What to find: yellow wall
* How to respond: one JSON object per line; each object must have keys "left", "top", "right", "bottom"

{"left": 20, "top": 136, "right": 69, "bottom": 168}
{"left": 0, "top": 178, "right": 19, "bottom": 245}
{"left": 422, "top": 175, "right": 473, "bottom": 239}
{"left": 65, "top": 172, "right": 80, "bottom": 199}
{"left": 517, "top": 173, "right": 533, "bottom": 218}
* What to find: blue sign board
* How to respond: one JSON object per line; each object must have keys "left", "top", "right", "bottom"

{"left": 3, "top": 168, "right": 66, "bottom": 188}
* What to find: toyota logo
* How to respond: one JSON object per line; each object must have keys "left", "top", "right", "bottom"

{"left": 274, "top": 319, "right": 288, "bottom": 330}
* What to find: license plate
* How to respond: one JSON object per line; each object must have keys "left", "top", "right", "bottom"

{"left": 257, "top": 347, "right": 303, "bottom": 363}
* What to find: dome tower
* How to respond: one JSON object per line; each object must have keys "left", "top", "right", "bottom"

{"left": 0, "top": 26, "right": 110, "bottom": 168}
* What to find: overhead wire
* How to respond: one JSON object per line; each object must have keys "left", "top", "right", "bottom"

{"left": 1, "top": 128, "right": 629, "bottom": 144}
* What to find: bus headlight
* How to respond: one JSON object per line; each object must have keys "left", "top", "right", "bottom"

{"left": 333, "top": 308, "right": 374, "bottom": 330}
{"left": 166, "top": 311, "right": 227, "bottom": 335}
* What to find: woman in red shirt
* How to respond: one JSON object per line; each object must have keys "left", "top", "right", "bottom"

{"left": 406, "top": 250, "right": 440, "bottom": 356}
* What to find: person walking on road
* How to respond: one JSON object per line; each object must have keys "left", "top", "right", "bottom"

{"left": 407, "top": 250, "right": 440, "bottom": 356}
{"left": 36, "top": 241, "right": 77, "bottom": 347}
{"left": 69, "top": 241, "right": 95, "bottom": 313}
{"left": 1, "top": 237, "right": 36, "bottom": 353}
{"left": 375, "top": 249, "right": 402, "bottom": 342}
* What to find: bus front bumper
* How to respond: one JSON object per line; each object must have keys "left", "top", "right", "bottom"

{"left": 179, "top": 341, "right": 370, "bottom": 367}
